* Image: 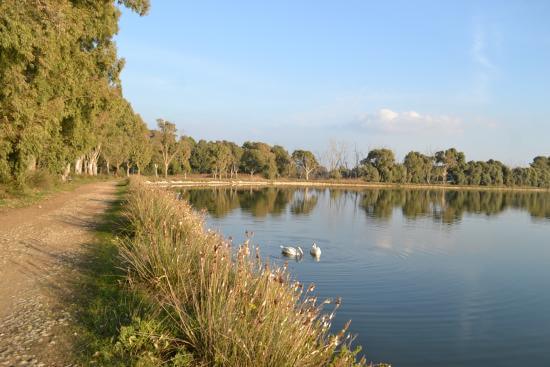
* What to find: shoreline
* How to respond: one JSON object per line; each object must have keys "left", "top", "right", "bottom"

{"left": 143, "top": 178, "right": 550, "bottom": 192}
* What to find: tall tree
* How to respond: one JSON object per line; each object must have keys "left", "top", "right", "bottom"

{"left": 210, "top": 142, "right": 232, "bottom": 178}
{"left": 404, "top": 151, "right": 434, "bottom": 184}
{"left": 435, "top": 148, "right": 466, "bottom": 183}
{"left": 362, "top": 149, "right": 396, "bottom": 182}
{"left": 271, "top": 145, "right": 292, "bottom": 178}
{"left": 240, "top": 142, "right": 276, "bottom": 178}
{"left": 226, "top": 141, "right": 243, "bottom": 178}
{"left": 152, "top": 119, "right": 180, "bottom": 178}
{"left": 129, "top": 118, "right": 153, "bottom": 175}
{"left": 178, "top": 136, "right": 195, "bottom": 178}
{"left": 190, "top": 140, "right": 214, "bottom": 174}
{"left": 292, "top": 150, "right": 319, "bottom": 180}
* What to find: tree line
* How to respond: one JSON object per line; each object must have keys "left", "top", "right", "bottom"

{"left": 106, "top": 122, "right": 550, "bottom": 189}
{"left": 1, "top": 1, "right": 548, "bottom": 189}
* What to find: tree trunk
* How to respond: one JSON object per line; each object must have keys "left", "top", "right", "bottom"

{"left": 61, "top": 163, "right": 71, "bottom": 182}
{"left": 26, "top": 155, "right": 37, "bottom": 173}
{"left": 154, "top": 164, "right": 158, "bottom": 177}
{"left": 106, "top": 160, "right": 110, "bottom": 175}
{"left": 75, "top": 156, "right": 84, "bottom": 175}
{"left": 164, "top": 163, "right": 169, "bottom": 178}
{"left": 87, "top": 145, "right": 101, "bottom": 176}
{"left": 85, "top": 160, "right": 92, "bottom": 175}
{"left": 126, "top": 164, "right": 130, "bottom": 177}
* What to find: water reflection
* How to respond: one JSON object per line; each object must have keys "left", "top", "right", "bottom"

{"left": 177, "top": 186, "right": 550, "bottom": 366}
{"left": 177, "top": 187, "right": 550, "bottom": 223}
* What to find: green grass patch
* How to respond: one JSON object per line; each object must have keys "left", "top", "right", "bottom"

{"left": 0, "top": 174, "right": 112, "bottom": 209}
{"left": 69, "top": 180, "right": 193, "bottom": 366}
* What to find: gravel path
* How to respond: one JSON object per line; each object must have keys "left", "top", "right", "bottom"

{"left": 0, "top": 181, "right": 118, "bottom": 366}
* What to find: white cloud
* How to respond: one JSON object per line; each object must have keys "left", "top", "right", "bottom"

{"left": 355, "top": 108, "right": 463, "bottom": 134}
{"left": 472, "top": 26, "right": 494, "bottom": 70}
{"left": 470, "top": 18, "right": 498, "bottom": 103}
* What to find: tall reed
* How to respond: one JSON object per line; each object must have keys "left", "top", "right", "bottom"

{"left": 119, "top": 179, "right": 375, "bottom": 366}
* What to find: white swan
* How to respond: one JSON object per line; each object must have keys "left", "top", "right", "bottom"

{"left": 310, "top": 243, "right": 321, "bottom": 258}
{"left": 280, "top": 246, "right": 303, "bottom": 257}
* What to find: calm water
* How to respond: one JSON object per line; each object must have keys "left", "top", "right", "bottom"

{"left": 179, "top": 187, "right": 550, "bottom": 367}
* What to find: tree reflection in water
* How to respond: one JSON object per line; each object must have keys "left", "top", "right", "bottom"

{"left": 177, "top": 187, "right": 550, "bottom": 223}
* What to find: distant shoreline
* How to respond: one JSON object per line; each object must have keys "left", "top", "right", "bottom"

{"left": 143, "top": 177, "right": 550, "bottom": 192}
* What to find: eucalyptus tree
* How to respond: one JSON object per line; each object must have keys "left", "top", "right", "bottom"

{"left": 271, "top": 145, "right": 292, "bottom": 178}
{"left": 129, "top": 117, "right": 153, "bottom": 175}
{"left": 291, "top": 150, "right": 318, "bottom": 180}
{"left": 178, "top": 136, "right": 195, "bottom": 178}
{"left": 392, "top": 164, "right": 408, "bottom": 184}
{"left": 226, "top": 141, "right": 243, "bottom": 178}
{"left": 435, "top": 148, "right": 466, "bottom": 183}
{"left": 403, "top": 151, "right": 433, "bottom": 184}
{"left": 210, "top": 142, "right": 232, "bottom": 178}
{"left": 152, "top": 119, "right": 180, "bottom": 178}
{"left": 240, "top": 142, "right": 277, "bottom": 178}
{"left": 362, "top": 149, "right": 396, "bottom": 182}
{"left": 359, "top": 164, "right": 380, "bottom": 182}
{"left": 190, "top": 140, "right": 214, "bottom": 174}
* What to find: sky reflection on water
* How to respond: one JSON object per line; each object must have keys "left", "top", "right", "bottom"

{"left": 179, "top": 187, "right": 550, "bottom": 367}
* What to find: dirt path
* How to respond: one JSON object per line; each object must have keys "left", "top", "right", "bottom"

{"left": 0, "top": 181, "right": 118, "bottom": 366}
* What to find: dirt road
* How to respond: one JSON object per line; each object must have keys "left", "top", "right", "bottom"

{"left": 0, "top": 181, "right": 118, "bottom": 366}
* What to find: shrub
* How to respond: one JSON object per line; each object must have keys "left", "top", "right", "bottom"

{"left": 25, "top": 169, "right": 57, "bottom": 190}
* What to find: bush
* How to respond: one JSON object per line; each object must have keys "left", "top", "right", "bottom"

{"left": 25, "top": 170, "right": 57, "bottom": 190}
{"left": 119, "top": 178, "right": 369, "bottom": 367}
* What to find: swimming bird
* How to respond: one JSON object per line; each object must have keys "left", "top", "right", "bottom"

{"left": 310, "top": 243, "right": 321, "bottom": 258}
{"left": 280, "top": 246, "right": 303, "bottom": 257}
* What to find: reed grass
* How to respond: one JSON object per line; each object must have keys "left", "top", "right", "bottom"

{"left": 118, "top": 178, "right": 383, "bottom": 366}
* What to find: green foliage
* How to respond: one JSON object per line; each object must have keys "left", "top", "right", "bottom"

{"left": 292, "top": 149, "right": 319, "bottom": 180}
{"left": 435, "top": 148, "right": 466, "bottom": 183}
{"left": 359, "top": 164, "right": 380, "bottom": 182}
{"left": 271, "top": 145, "right": 293, "bottom": 177}
{"left": 403, "top": 151, "right": 433, "bottom": 184}
{"left": 361, "top": 149, "right": 395, "bottom": 182}
{"left": 177, "top": 136, "right": 195, "bottom": 176}
{"left": 349, "top": 148, "right": 550, "bottom": 188}
{"left": 241, "top": 141, "right": 277, "bottom": 178}
{"left": 0, "top": 0, "right": 149, "bottom": 184}
{"left": 152, "top": 119, "right": 180, "bottom": 177}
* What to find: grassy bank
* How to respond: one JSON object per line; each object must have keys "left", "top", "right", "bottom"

{"left": 69, "top": 180, "right": 198, "bottom": 366}
{"left": 74, "top": 178, "right": 387, "bottom": 366}
{"left": 144, "top": 174, "right": 550, "bottom": 192}
{"left": 0, "top": 173, "right": 112, "bottom": 209}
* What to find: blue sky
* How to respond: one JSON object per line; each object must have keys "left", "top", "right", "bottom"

{"left": 116, "top": 0, "right": 550, "bottom": 165}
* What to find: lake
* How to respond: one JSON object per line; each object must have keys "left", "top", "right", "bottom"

{"left": 177, "top": 186, "right": 550, "bottom": 367}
